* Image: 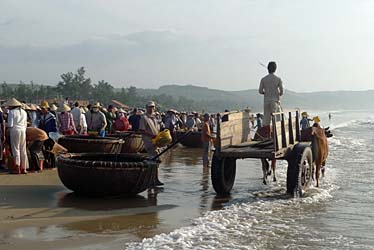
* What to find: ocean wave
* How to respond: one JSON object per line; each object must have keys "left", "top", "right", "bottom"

{"left": 127, "top": 166, "right": 339, "bottom": 250}
{"left": 329, "top": 116, "right": 374, "bottom": 130}
{"left": 329, "top": 120, "right": 358, "bottom": 130}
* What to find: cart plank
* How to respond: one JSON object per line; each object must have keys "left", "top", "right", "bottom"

{"left": 220, "top": 142, "right": 275, "bottom": 159}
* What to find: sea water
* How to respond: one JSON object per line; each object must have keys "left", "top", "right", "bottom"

{"left": 125, "top": 110, "right": 374, "bottom": 250}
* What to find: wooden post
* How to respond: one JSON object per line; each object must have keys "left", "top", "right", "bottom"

{"left": 272, "top": 115, "right": 279, "bottom": 152}
{"left": 295, "top": 110, "right": 301, "bottom": 142}
{"left": 288, "top": 111, "right": 294, "bottom": 144}
{"left": 216, "top": 113, "right": 221, "bottom": 155}
{"left": 281, "top": 113, "right": 287, "bottom": 148}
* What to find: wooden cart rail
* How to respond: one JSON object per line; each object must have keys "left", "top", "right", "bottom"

{"left": 215, "top": 110, "right": 301, "bottom": 160}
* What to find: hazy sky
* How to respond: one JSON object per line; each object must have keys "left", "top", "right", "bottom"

{"left": 0, "top": 0, "right": 373, "bottom": 92}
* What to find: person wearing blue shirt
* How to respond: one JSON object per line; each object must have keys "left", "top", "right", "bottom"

{"left": 38, "top": 101, "right": 57, "bottom": 168}
{"left": 300, "top": 112, "right": 311, "bottom": 130}
{"left": 255, "top": 113, "right": 263, "bottom": 129}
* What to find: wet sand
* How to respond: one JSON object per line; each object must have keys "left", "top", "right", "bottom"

{"left": 0, "top": 146, "right": 265, "bottom": 250}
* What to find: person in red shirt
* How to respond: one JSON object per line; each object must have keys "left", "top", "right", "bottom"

{"left": 114, "top": 109, "right": 130, "bottom": 131}
{"left": 201, "top": 113, "right": 214, "bottom": 168}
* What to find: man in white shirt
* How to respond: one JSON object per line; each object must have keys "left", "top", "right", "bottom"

{"left": 6, "top": 98, "right": 29, "bottom": 173}
{"left": 139, "top": 101, "right": 163, "bottom": 186}
{"left": 258, "top": 61, "right": 284, "bottom": 126}
{"left": 71, "top": 102, "right": 82, "bottom": 131}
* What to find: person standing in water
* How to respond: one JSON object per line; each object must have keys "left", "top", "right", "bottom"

{"left": 259, "top": 61, "right": 284, "bottom": 126}
{"left": 139, "top": 101, "right": 163, "bottom": 186}
{"left": 201, "top": 113, "right": 214, "bottom": 168}
{"left": 258, "top": 61, "right": 284, "bottom": 183}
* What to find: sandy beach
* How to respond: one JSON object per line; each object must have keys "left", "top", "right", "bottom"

{"left": 0, "top": 147, "right": 237, "bottom": 250}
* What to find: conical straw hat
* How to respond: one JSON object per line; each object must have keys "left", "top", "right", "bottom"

{"left": 40, "top": 100, "right": 50, "bottom": 109}
{"left": 51, "top": 143, "right": 68, "bottom": 154}
{"left": 23, "top": 104, "right": 32, "bottom": 110}
{"left": 50, "top": 104, "right": 58, "bottom": 111}
{"left": 6, "top": 98, "right": 22, "bottom": 107}
{"left": 92, "top": 102, "right": 101, "bottom": 108}
{"left": 58, "top": 104, "right": 71, "bottom": 112}
{"left": 29, "top": 104, "right": 37, "bottom": 111}
{"left": 313, "top": 116, "right": 321, "bottom": 123}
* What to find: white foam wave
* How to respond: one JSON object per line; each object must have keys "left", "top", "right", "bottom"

{"left": 329, "top": 119, "right": 358, "bottom": 130}
{"left": 329, "top": 116, "right": 374, "bottom": 130}
{"left": 127, "top": 167, "right": 339, "bottom": 250}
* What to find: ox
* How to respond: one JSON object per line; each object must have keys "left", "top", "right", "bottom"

{"left": 311, "top": 126, "right": 329, "bottom": 187}
{"left": 301, "top": 126, "right": 330, "bottom": 187}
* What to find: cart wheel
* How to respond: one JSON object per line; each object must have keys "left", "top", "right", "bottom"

{"left": 287, "top": 144, "right": 313, "bottom": 197}
{"left": 211, "top": 153, "right": 236, "bottom": 196}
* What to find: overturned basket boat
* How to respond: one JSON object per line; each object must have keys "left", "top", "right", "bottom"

{"left": 58, "top": 135, "right": 124, "bottom": 153}
{"left": 177, "top": 130, "right": 203, "bottom": 148}
{"left": 57, "top": 153, "right": 159, "bottom": 196}
{"left": 112, "top": 132, "right": 145, "bottom": 153}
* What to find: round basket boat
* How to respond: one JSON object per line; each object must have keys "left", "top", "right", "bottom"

{"left": 58, "top": 135, "right": 124, "bottom": 153}
{"left": 112, "top": 132, "right": 145, "bottom": 153}
{"left": 57, "top": 153, "right": 159, "bottom": 196}
{"left": 177, "top": 131, "right": 203, "bottom": 148}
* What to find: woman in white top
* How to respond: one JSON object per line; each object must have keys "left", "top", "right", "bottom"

{"left": 6, "top": 98, "right": 29, "bottom": 173}
{"left": 79, "top": 107, "right": 88, "bottom": 134}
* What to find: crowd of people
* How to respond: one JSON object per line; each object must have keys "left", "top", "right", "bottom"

{"left": 0, "top": 97, "right": 216, "bottom": 175}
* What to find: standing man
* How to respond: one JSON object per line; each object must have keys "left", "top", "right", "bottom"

{"left": 38, "top": 100, "right": 58, "bottom": 168}
{"left": 139, "top": 101, "right": 163, "bottom": 186}
{"left": 71, "top": 102, "right": 82, "bottom": 132}
{"left": 201, "top": 113, "right": 214, "bottom": 168}
{"left": 258, "top": 61, "right": 283, "bottom": 183}
{"left": 85, "top": 103, "right": 107, "bottom": 137}
{"left": 258, "top": 61, "right": 284, "bottom": 127}
{"left": 129, "top": 108, "right": 141, "bottom": 131}
{"left": 105, "top": 105, "right": 116, "bottom": 134}
{"left": 165, "top": 109, "right": 178, "bottom": 142}
{"left": 6, "top": 98, "right": 28, "bottom": 173}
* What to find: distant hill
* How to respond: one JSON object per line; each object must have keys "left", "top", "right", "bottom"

{"left": 135, "top": 84, "right": 374, "bottom": 112}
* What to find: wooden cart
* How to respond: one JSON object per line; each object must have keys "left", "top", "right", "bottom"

{"left": 212, "top": 110, "right": 313, "bottom": 197}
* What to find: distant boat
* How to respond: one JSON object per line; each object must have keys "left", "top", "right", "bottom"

{"left": 177, "top": 130, "right": 203, "bottom": 148}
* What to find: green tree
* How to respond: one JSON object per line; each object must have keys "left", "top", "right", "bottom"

{"left": 92, "top": 80, "right": 114, "bottom": 104}
{"left": 0, "top": 82, "right": 13, "bottom": 99}
{"left": 57, "top": 67, "right": 92, "bottom": 99}
{"left": 14, "top": 81, "right": 33, "bottom": 102}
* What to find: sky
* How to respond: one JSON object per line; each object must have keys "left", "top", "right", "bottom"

{"left": 0, "top": 0, "right": 373, "bottom": 92}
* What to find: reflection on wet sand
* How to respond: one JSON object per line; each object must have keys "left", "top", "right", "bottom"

{"left": 199, "top": 166, "right": 210, "bottom": 214}
{"left": 63, "top": 212, "right": 160, "bottom": 239}
{"left": 210, "top": 195, "right": 232, "bottom": 211}
{"left": 57, "top": 192, "right": 158, "bottom": 211}
{"left": 162, "top": 146, "right": 202, "bottom": 167}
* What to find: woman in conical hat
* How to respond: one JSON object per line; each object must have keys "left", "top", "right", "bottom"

{"left": 56, "top": 104, "right": 76, "bottom": 135}
{"left": 25, "top": 104, "right": 38, "bottom": 128}
{"left": 6, "top": 98, "right": 29, "bottom": 173}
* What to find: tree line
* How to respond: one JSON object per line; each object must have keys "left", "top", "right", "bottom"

{"left": 0, "top": 67, "right": 201, "bottom": 111}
